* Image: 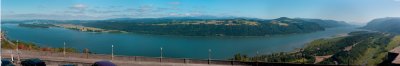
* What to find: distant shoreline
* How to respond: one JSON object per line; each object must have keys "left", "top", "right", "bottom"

{"left": 52, "top": 23, "right": 329, "bottom": 37}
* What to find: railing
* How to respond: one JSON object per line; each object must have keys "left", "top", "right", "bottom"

{"left": 1, "top": 49, "right": 364, "bottom": 66}
{"left": 1, "top": 49, "right": 250, "bottom": 65}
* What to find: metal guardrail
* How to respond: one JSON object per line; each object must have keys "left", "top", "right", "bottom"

{"left": 1, "top": 49, "right": 250, "bottom": 65}
{"left": 2, "top": 49, "right": 365, "bottom": 66}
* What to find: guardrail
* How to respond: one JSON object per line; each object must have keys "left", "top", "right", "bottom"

{"left": 1, "top": 49, "right": 250, "bottom": 65}
{"left": 1, "top": 49, "right": 363, "bottom": 66}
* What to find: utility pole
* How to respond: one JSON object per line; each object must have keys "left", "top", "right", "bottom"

{"left": 112, "top": 45, "right": 114, "bottom": 61}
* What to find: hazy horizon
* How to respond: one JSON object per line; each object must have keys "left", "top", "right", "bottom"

{"left": 2, "top": 0, "right": 400, "bottom": 25}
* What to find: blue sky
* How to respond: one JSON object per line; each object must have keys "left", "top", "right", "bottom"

{"left": 2, "top": 0, "right": 400, "bottom": 24}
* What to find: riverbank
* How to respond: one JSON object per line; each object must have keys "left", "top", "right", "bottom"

{"left": 55, "top": 24, "right": 128, "bottom": 33}
{"left": 1, "top": 38, "right": 76, "bottom": 53}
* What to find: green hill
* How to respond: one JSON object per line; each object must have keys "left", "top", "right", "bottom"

{"left": 363, "top": 17, "right": 400, "bottom": 34}
{"left": 78, "top": 17, "right": 329, "bottom": 36}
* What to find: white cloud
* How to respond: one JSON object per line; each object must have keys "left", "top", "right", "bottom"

{"left": 2, "top": 11, "right": 15, "bottom": 14}
{"left": 124, "top": 5, "right": 172, "bottom": 13}
{"left": 138, "top": 5, "right": 154, "bottom": 12}
{"left": 70, "top": 4, "right": 87, "bottom": 10}
{"left": 2, "top": 14, "right": 103, "bottom": 20}
{"left": 65, "top": 4, "right": 90, "bottom": 14}
{"left": 167, "top": 12, "right": 203, "bottom": 17}
{"left": 88, "top": 9, "right": 121, "bottom": 14}
{"left": 168, "top": 12, "right": 179, "bottom": 16}
{"left": 4, "top": 3, "right": 213, "bottom": 20}
{"left": 169, "top": 2, "right": 180, "bottom": 5}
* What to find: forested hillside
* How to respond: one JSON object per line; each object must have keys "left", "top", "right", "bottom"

{"left": 2, "top": 17, "right": 349, "bottom": 36}
{"left": 363, "top": 17, "right": 400, "bottom": 34}
{"left": 233, "top": 31, "right": 399, "bottom": 65}
{"left": 74, "top": 17, "right": 347, "bottom": 36}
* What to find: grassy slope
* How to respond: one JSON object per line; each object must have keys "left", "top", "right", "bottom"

{"left": 248, "top": 33, "right": 400, "bottom": 65}
{"left": 357, "top": 35, "right": 400, "bottom": 65}
{"left": 319, "top": 34, "right": 398, "bottom": 65}
{"left": 1, "top": 39, "right": 77, "bottom": 52}
{"left": 386, "top": 35, "right": 400, "bottom": 51}
{"left": 235, "top": 32, "right": 399, "bottom": 65}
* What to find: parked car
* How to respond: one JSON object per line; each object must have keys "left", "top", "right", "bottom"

{"left": 2, "top": 59, "right": 15, "bottom": 66}
{"left": 92, "top": 61, "right": 116, "bottom": 66}
{"left": 21, "top": 58, "right": 46, "bottom": 66}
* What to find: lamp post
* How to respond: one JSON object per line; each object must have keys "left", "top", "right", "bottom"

{"left": 256, "top": 51, "right": 259, "bottom": 61}
{"left": 84, "top": 48, "right": 89, "bottom": 59}
{"left": 160, "top": 47, "right": 163, "bottom": 62}
{"left": 208, "top": 49, "right": 212, "bottom": 64}
{"left": 347, "top": 51, "right": 350, "bottom": 66}
{"left": 63, "top": 42, "right": 66, "bottom": 57}
{"left": 265, "top": 56, "right": 268, "bottom": 62}
{"left": 301, "top": 48, "right": 305, "bottom": 64}
{"left": 16, "top": 40, "right": 20, "bottom": 63}
{"left": 256, "top": 51, "right": 259, "bottom": 66}
{"left": 112, "top": 44, "right": 114, "bottom": 61}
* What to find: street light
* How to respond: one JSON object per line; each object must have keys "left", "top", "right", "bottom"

{"left": 300, "top": 48, "right": 305, "bottom": 64}
{"left": 63, "top": 42, "right": 66, "bottom": 57}
{"left": 256, "top": 51, "right": 259, "bottom": 66}
{"left": 84, "top": 48, "right": 89, "bottom": 59}
{"left": 264, "top": 52, "right": 270, "bottom": 62}
{"left": 256, "top": 51, "right": 259, "bottom": 61}
{"left": 112, "top": 44, "right": 114, "bottom": 61}
{"left": 347, "top": 51, "right": 350, "bottom": 66}
{"left": 208, "top": 49, "right": 212, "bottom": 64}
{"left": 16, "top": 40, "right": 20, "bottom": 62}
{"left": 160, "top": 47, "right": 163, "bottom": 62}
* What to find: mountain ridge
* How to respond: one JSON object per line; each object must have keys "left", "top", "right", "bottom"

{"left": 362, "top": 17, "right": 400, "bottom": 34}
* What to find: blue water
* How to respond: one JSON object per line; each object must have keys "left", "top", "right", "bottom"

{"left": 1, "top": 24, "right": 362, "bottom": 59}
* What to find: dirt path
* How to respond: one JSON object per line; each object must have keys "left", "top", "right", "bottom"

{"left": 344, "top": 40, "right": 363, "bottom": 51}
{"left": 313, "top": 55, "right": 333, "bottom": 64}
{"left": 314, "top": 40, "right": 364, "bottom": 64}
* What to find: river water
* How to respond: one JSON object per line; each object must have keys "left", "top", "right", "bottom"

{"left": 1, "top": 24, "right": 362, "bottom": 59}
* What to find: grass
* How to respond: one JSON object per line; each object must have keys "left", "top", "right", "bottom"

{"left": 385, "top": 35, "right": 400, "bottom": 51}
{"left": 1, "top": 39, "right": 77, "bottom": 52}
{"left": 342, "top": 35, "right": 400, "bottom": 65}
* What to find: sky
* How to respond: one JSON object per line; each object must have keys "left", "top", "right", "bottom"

{"left": 2, "top": 0, "right": 400, "bottom": 24}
